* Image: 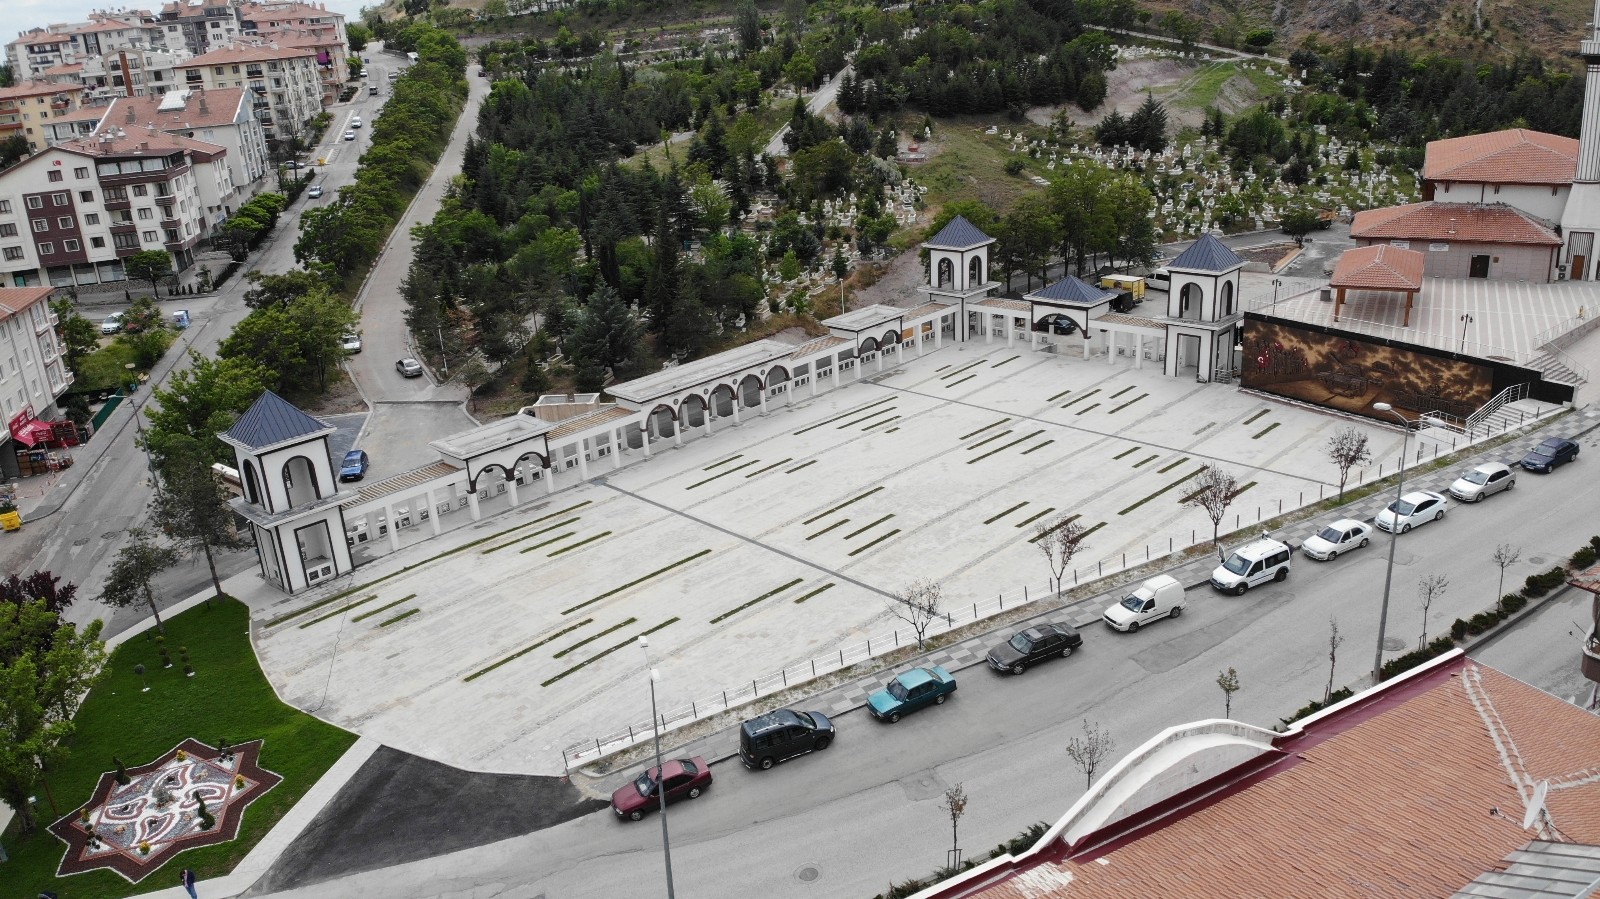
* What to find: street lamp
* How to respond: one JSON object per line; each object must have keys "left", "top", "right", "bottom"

{"left": 1371, "top": 401, "right": 1410, "bottom": 684}
{"left": 1271, "top": 278, "right": 1283, "bottom": 308}
{"left": 637, "top": 636, "right": 676, "bottom": 899}
{"left": 1458, "top": 312, "right": 1474, "bottom": 353}
{"left": 124, "top": 363, "right": 158, "bottom": 485}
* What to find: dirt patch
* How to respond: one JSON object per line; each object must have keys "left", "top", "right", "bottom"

{"left": 1030, "top": 57, "right": 1194, "bottom": 130}
{"left": 849, "top": 249, "right": 930, "bottom": 310}
{"left": 296, "top": 369, "right": 368, "bottom": 416}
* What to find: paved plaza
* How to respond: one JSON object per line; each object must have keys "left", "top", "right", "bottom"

{"left": 248, "top": 342, "right": 1412, "bottom": 776}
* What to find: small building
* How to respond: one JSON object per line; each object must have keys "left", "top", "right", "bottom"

{"left": 1421, "top": 128, "right": 1577, "bottom": 223}
{"left": 1161, "top": 232, "right": 1245, "bottom": 380}
{"left": 1350, "top": 202, "right": 1561, "bottom": 282}
{"left": 1328, "top": 243, "right": 1425, "bottom": 326}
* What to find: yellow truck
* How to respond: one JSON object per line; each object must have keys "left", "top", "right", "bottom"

{"left": 1100, "top": 274, "right": 1145, "bottom": 300}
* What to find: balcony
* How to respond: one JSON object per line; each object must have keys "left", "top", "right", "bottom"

{"left": 1584, "top": 630, "right": 1600, "bottom": 683}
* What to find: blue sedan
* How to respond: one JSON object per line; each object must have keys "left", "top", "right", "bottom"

{"left": 339, "top": 450, "right": 370, "bottom": 482}
{"left": 867, "top": 666, "right": 956, "bottom": 723}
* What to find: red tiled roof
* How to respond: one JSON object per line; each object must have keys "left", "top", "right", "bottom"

{"left": 1423, "top": 129, "right": 1578, "bottom": 185}
{"left": 66, "top": 127, "right": 226, "bottom": 159}
{"left": 0, "top": 286, "right": 54, "bottom": 316}
{"left": 0, "top": 80, "right": 82, "bottom": 100}
{"left": 180, "top": 43, "right": 317, "bottom": 66}
{"left": 1330, "top": 244, "right": 1425, "bottom": 292}
{"left": 105, "top": 88, "right": 246, "bottom": 130}
{"left": 952, "top": 659, "right": 1600, "bottom": 899}
{"left": 1351, "top": 202, "right": 1560, "bottom": 246}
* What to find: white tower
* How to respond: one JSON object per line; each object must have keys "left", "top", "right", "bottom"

{"left": 1560, "top": 0, "right": 1600, "bottom": 280}
{"left": 919, "top": 215, "right": 996, "bottom": 341}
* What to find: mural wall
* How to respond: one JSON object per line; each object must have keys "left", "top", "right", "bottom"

{"left": 1240, "top": 319, "right": 1494, "bottom": 420}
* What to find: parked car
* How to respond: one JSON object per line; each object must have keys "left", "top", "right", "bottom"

{"left": 99, "top": 312, "right": 124, "bottom": 335}
{"left": 1520, "top": 437, "right": 1580, "bottom": 473}
{"left": 171, "top": 309, "right": 191, "bottom": 330}
{"left": 610, "top": 756, "right": 711, "bottom": 822}
{"left": 342, "top": 333, "right": 362, "bottom": 353}
{"left": 1448, "top": 462, "right": 1515, "bottom": 502}
{"left": 343, "top": 129, "right": 356, "bottom": 141}
{"left": 987, "top": 623, "right": 1081, "bottom": 674}
{"left": 307, "top": 184, "right": 323, "bottom": 199}
{"left": 339, "top": 449, "right": 369, "bottom": 481}
{"left": 1104, "top": 574, "right": 1186, "bottom": 631}
{"left": 1375, "top": 490, "right": 1449, "bottom": 533}
{"left": 867, "top": 666, "right": 956, "bottom": 723}
{"left": 396, "top": 358, "right": 424, "bottom": 377}
{"left": 739, "top": 709, "right": 834, "bottom": 770}
{"left": 1302, "top": 519, "right": 1372, "bottom": 561}
{"left": 1145, "top": 267, "right": 1172, "bottom": 291}
{"left": 1210, "top": 535, "right": 1293, "bottom": 595}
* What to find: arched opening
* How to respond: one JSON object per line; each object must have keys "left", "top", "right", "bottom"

{"left": 937, "top": 258, "right": 953, "bottom": 289}
{"left": 859, "top": 336, "right": 880, "bottom": 355}
{"left": 1033, "top": 313, "right": 1078, "bottom": 335}
{"left": 469, "top": 463, "right": 512, "bottom": 495}
{"left": 764, "top": 365, "right": 791, "bottom": 391}
{"left": 968, "top": 256, "right": 983, "bottom": 289}
{"left": 681, "top": 393, "right": 709, "bottom": 428}
{"left": 710, "top": 383, "right": 737, "bottom": 416}
{"left": 1179, "top": 282, "right": 1203, "bottom": 321}
{"left": 1222, "top": 280, "right": 1235, "bottom": 317}
{"left": 881, "top": 329, "right": 901, "bottom": 351}
{"left": 512, "top": 450, "right": 550, "bottom": 483}
{"left": 282, "top": 455, "right": 321, "bottom": 506}
{"left": 647, "top": 404, "right": 676, "bottom": 439}
{"left": 737, "top": 373, "right": 763, "bottom": 408}
{"left": 242, "top": 459, "right": 261, "bottom": 506}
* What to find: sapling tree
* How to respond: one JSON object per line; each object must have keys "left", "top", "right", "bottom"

{"left": 940, "top": 782, "right": 967, "bottom": 870}
{"left": 1064, "top": 719, "right": 1116, "bottom": 790}
{"left": 1325, "top": 616, "right": 1344, "bottom": 703}
{"left": 887, "top": 579, "right": 943, "bottom": 649}
{"left": 1492, "top": 543, "right": 1521, "bottom": 601}
{"left": 1184, "top": 464, "right": 1239, "bottom": 560}
{"left": 1218, "top": 667, "right": 1241, "bottom": 717}
{"left": 1325, "top": 427, "right": 1371, "bottom": 498}
{"left": 1417, "top": 573, "right": 1449, "bottom": 648}
{"left": 1035, "top": 515, "right": 1090, "bottom": 594}
{"left": 100, "top": 528, "right": 181, "bottom": 634}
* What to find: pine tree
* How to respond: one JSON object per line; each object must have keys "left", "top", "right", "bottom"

{"left": 1127, "top": 94, "right": 1169, "bottom": 152}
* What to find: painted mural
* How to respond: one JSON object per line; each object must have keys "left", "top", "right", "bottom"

{"left": 1240, "top": 319, "right": 1494, "bottom": 420}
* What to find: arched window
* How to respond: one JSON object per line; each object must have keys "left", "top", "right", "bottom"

{"left": 968, "top": 256, "right": 983, "bottom": 288}
{"left": 1180, "top": 283, "right": 1203, "bottom": 320}
{"left": 937, "top": 258, "right": 953, "bottom": 289}
{"left": 1222, "top": 280, "right": 1235, "bottom": 317}
{"left": 242, "top": 459, "right": 261, "bottom": 505}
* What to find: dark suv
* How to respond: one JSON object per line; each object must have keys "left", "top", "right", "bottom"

{"left": 738, "top": 709, "right": 834, "bottom": 770}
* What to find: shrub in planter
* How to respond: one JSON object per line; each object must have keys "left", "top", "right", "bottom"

{"left": 1428, "top": 634, "right": 1455, "bottom": 654}
{"left": 1572, "top": 545, "right": 1598, "bottom": 569}
{"left": 1466, "top": 612, "right": 1496, "bottom": 635}
{"left": 1450, "top": 618, "right": 1470, "bottom": 641}
{"left": 1500, "top": 593, "right": 1527, "bottom": 614}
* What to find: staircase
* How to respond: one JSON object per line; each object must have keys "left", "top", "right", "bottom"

{"left": 1528, "top": 349, "right": 1588, "bottom": 387}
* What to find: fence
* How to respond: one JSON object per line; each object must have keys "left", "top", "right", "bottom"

{"left": 89, "top": 390, "right": 126, "bottom": 432}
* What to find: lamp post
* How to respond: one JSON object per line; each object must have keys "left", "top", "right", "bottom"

{"left": 1371, "top": 401, "right": 1410, "bottom": 684}
{"left": 1458, "top": 312, "right": 1474, "bottom": 353}
{"left": 124, "top": 363, "right": 158, "bottom": 485}
{"left": 1271, "top": 277, "right": 1283, "bottom": 309}
{"left": 637, "top": 636, "right": 676, "bottom": 899}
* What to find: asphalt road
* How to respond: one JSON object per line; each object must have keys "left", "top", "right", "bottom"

{"left": 253, "top": 427, "right": 1600, "bottom": 898}
{"left": 764, "top": 64, "right": 851, "bottom": 158}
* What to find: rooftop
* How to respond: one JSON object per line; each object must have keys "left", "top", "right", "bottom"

{"left": 0, "top": 80, "right": 82, "bottom": 100}
{"left": 923, "top": 215, "right": 994, "bottom": 251}
{"left": 1352, "top": 202, "right": 1561, "bottom": 246}
{"left": 1168, "top": 232, "right": 1243, "bottom": 273}
{"left": 180, "top": 42, "right": 317, "bottom": 65}
{"left": 1330, "top": 244, "right": 1425, "bottom": 293}
{"left": 1451, "top": 841, "right": 1600, "bottom": 898}
{"left": 0, "top": 286, "right": 54, "bottom": 316}
{"left": 66, "top": 126, "right": 226, "bottom": 160}
{"left": 428, "top": 415, "right": 554, "bottom": 461}
{"left": 1027, "top": 275, "right": 1115, "bottom": 306}
{"left": 222, "top": 390, "right": 332, "bottom": 451}
{"left": 789, "top": 334, "right": 850, "bottom": 358}
{"left": 106, "top": 88, "right": 245, "bottom": 130}
{"left": 822, "top": 304, "right": 904, "bottom": 332}
{"left": 607, "top": 339, "right": 797, "bottom": 403}
{"left": 1423, "top": 129, "right": 1578, "bottom": 186}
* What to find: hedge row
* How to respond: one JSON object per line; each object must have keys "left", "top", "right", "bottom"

{"left": 872, "top": 823, "right": 1050, "bottom": 899}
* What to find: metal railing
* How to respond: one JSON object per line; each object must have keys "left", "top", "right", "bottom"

{"left": 1535, "top": 344, "right": 1591, "bottom": 385}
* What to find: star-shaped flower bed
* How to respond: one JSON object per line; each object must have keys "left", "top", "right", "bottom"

{"left": 49, "top": 738, "right": 281, "bottom": 882}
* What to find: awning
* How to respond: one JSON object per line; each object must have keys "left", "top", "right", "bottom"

{"left": 12, "top": 420, "right": 58, "bottom": 447}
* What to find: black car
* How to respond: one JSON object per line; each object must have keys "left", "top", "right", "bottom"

{"left": 738, "top": 708, "right": 834, "bottom": 770}
{"left": 1520, "top": 437, "right": 1579, "bottom": 473}
{"left": 986, "top": 623, "right": 1082, "bottom": 675}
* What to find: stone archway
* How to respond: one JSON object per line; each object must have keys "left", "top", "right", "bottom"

{"left": 738, "top": 373, "right": 763, "bottom": 408}
{"left": 681, "top": 393, "right": 709, "bottom": 428}
{"left": 647, "top": 403, "right": 676, "bottom": 438}
{"left": 710, "top": 383, "right": 737, "bottom": 416}
{"left": 937, "top": 258, "right": 954, "bottom": 288}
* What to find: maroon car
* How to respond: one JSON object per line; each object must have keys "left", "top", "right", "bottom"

{"left": 610, "top": 756, "right": 712, "bottom": 821}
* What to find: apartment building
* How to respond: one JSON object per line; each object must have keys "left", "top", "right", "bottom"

{"left": 175, "top": 43, "right": 320, "bottom": 154}
{"left": 7, "top": 30, "right": 72, "bottom": 81}
{"left": 239, "top": 2, "right": 349, "bottom": 97}
{"left": 103, "top": 87, "right": 267, "bottom": 203}
{"left": 157, "top": 0, "right": 243, "bottom": 56}
{"left": 0, "top": 128, "right": 227, "bottom": 289}
{"left": 0, "top": 287, "right": 72, "bottom": 444}
{"left": 7, "top": 13, "right": 171, "bottom": 83}
{"left": 0, "top": 82, "right": 88, "bottom": 152}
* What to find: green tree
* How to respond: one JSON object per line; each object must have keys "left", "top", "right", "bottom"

{"left": 1162, "top": 10, "right": 1201, "bottom": 47}
{"left": 145, "top": 352, "right": 271, "bottom": 466}
{"left": 150, "top": 440, "right": 251, "bottom": 602}
{"left": 565, "top": 284, "right": 641, "bottom": 389}
{"left": 347, "top": 57, "right": 365, "bottom": 80}
{"left": 778, "top": 249, "right": 802, "bottom": 282}
{"left": 790, "top": 139, "right": 854, "bottom": 202}
{"left": 242, "top": 268, "right": 328, "bottom": 309}
{"left": 347, "top": 22, "right": 371, "bottom": 52}
{"left": 481, "top": 0, "right": 507, "bottom": 20}
{"left": 126, "top": 250, "right": 174, "bottom": 297}
{"left": 735, "top": 0, "right": 762, "bottom": 51}
{"left": 783, "top": 51, "right": 817, "bottom": 92}
{"left": 51, "top": 299, "right": 99, "bottom": 376}
{"left": 1047, "top": 162, "right": 1115, "bottom": 275}
{"left": 100, "top": 528, "right": 181, "bottom": 634}
{"left": 1127, "top": 94, "right": 1169, "bottom": 153}
{"left": 998, "top": 195, "right": 1058, "bottom": 291}
{"left": 219, "top": 287, "right": 356, "bottom": 394}
{"left": 1280, "top": 205, "right": 1321, "bottom": 245}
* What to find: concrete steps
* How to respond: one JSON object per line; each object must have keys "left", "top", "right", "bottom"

{"left": 1528, "top": 350, "right": 1586, "bottom": 386}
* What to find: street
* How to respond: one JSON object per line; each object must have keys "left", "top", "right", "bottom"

{"left": 252, "top": 426, "right": 1600, "bottom": 898}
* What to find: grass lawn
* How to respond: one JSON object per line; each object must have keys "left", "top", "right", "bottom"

{"left": 3, "top": 598, "right": 357, "bottom": 899}
{"left": 77, "top": 332, "right": 176, "bottom": 392}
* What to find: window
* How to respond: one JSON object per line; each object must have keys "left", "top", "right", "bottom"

{"left": 51, "top": 193, "right": 66, "bottom": 206}
{"left": 46, "top": 170, "right": 62, "bottom": 182}
{"left": 103, "top": 187, "right": 126, "bottom": 201}
{"left": 31, "top": 219, "right": 47, "bottom": 232}
{"left": 112, "top": 233, "right": 138, "bottom": 249}
{"left": 141, "top": 230, "right": 156, "bottom": 242}
{"left": 73, "top": 166, "right": 88, "bottom": 179}
{"left": 0, "top": 200, "right": 10, "bottom": 213}
{"left": 57, "top": 217, "right": 71, "bottom": 229}
{"left": 2, "top": 248, "right": 21, "bottom": 261}
{"left": 37, "top": 242, "right": 52, "bottom": 255}
{"left": 132, "top": 184, "right": 147, "bottom": 197}
{"left": 63, "top": 239, "right": 78, "bottom": 251}
{"left": 90, "top": 236, "right": 104, "bottom": 248}
{"left": 83, "top": 213, "right": 97, "bottom": 225}
{"left": 25, "top": 197, "right": 41, "bottom": 209}
{"left": 78, "top": 191, "right": 92, "bottom": 202}
{"left": 137, "top": 208, "right": 152, "bottom": 220}
{"left": 0, "top": 225, "right": 13, "bottom": 237}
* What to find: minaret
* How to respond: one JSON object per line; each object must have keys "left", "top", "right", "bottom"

{"left": 1560, "top": 0, "right": 1600, "bottom": 280}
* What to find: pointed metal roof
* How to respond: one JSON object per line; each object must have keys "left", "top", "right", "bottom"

{"left": 1169, "top": 233, "right": 1243, "bottom": 273}
{"left": 222, "top": 390, "right": 332, "bottom": 451}
{"left": 923, "top": 215, "right": 994, "bottom": 250}
{"left": 1029, "top": 275, "right": 1116, "bottom": 306}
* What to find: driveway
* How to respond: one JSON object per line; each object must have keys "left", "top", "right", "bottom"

{"left": 765, "top": 64, "right": 852, "bottom": 157}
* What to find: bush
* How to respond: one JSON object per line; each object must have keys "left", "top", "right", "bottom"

{"left": 1522, "top": 566, "right": 1567, "bottom": 598}
{"left": 1572, "top": 545, "right": 1597, "bottom": 569}
{"left": 1380, "top": 634, "right": 1459, "bottom": 679}
{"left": 1005, "top": 822, "right": 1049, "bottom": 856}
{"left": 1280, "top": 687, "right": 1355, "bottom": 726}
{"left": 1004, "top": 157, "right": 1027, "bottom": 176}
{"left": 1499, "top": 593, "right": 1526, "bottom": 614}
{"left": 1450, "top": 618, "right": 1469, "bottom": 641}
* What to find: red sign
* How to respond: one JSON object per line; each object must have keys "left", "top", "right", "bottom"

{"left": 8, "top": 405, "right": 36, "bottom": 442}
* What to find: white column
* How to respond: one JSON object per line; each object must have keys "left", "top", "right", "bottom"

{"left": 467, "top": 488, "right": 481, "bottom": 521}
{"left": 759, "top": 387, "right": 769, "bottom": 414}
{"left": 731, "top": 387, "right": 742, "bottom": 424}
{"left": 426, "top": 488, "right": 441, "bottom": 535}
{"left": 1006, "top": 317, "right": 1015, "bottom": 348}
{"left": 985, "top": 313, "right": 994, "bottom": 344}
{"left": 577, "top": 442, "right": 589, "bottom": 479}
{"left": 640, "top": 423, "right": 651, "bottom": 458}
{"left": 1083, "top": 333, "right": 1091, "bottom": 360}
{"left": 1134, "top": 335, "right": 1144, "bottom": 370}
{"left": 876, "top": 350, "right": 884, "bottom": 372}
{"left": 1107, "top": 331, "right": 1116, "bottom": 365}
{"left": 704, "top": 409, "right": 715, "bottom": 436}
{"left": 544, "top": 462, "right": 556, "bottom": 493}
{"left": 935, "top": 321, "right": 944, "bottom": 349}
{"left": 612, "top": 428, "right": 624, "bottom": 470}
{"left": 673, "top": 418, "right": 683, "bottom": 447}
{"left": 809, "top": 373, "right": 818, "bottom": 397}
{"left": 383, "top": 504, "right": 400, "bottom": 551}
{"left": 917, "top": 331, "right": 925, "bottom": 357}
{"left": 831, "top": 361, "right": 840, "bottom": 388}
{"left": 506, "top": 471, "right": 519, "bottom": 507}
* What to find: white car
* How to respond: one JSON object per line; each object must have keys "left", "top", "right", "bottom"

{"left": 1302, "top": 519, "right": 1372, "bottom": 561}
{"left": 350, "top": 116, "right": 362, "bottom": 128}
{"left": 99, "top": 312, "right": 124, "bottom": 334}
{"left": 342, "top": 333, "right": 362, "bottom": 353}
{"left": 1448, "top": 462, "right": 1514, "bottom": 502}
{"left": 343, "top": 129, "right": 356, "bottom": 141}
{"left": 307, "top": 184, "right": 323, "bottom": 199}
{"left": 1375, "top": 490, "right": 1448, "bottom": 533}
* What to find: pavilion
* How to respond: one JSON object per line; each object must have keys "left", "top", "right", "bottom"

{"left": 1328, "top": 243, "right": 1425, "bottom": 326}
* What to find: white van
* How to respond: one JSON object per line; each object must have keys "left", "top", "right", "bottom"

{"left": 1210, "top": 535, "right": 1293, "bottom": 595}
{"left": 1103, "top": 574, "right": 1186, "bottom": 632}
{"left": 1145, "top": 268, "right": 1171, "bottom": 292}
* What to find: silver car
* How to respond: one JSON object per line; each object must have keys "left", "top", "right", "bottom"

{"left": 396, "top": 358, "right": 424, "bottom": 377}
{"left": 1448, "top": 462, "right": 1515, "bottom": 503}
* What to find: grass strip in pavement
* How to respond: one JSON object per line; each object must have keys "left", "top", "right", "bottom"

{"left": 686, "top": 458, "right": 760, "bottom": 489}
{"left": 1108, "top": 393, "right": 1148, "bottom": 414}
{"left": 848, "top": 528, "right": 902, "bottom": 556}
{"left": 1028, "top": 513, "right": 1081, "bottom": 543}
{"left": 1061, "top": 388, "right": 1100, "bottom": 409}
{"left": 1114, "top": 446, "right": 1140, "bottom": 460}
{"left": 553, "top": 617, "right": 638, "bottom": 658}
{"left": 518, "top": 531, "right": 576, "bottom": 554}
{"left": 1074, "top": 402, "right": 1101, "bottom": 415}
{"left": 541, "top": 618, "right": 680, "bottom": 687}
{"left": 1181, "top": 480, "right": 1259, "bottom": 504}
{"left": 710, "top": 579, "right": 805, "bottom": 623}
{"left": 863, "top": 415, "right": 901, "bottom": 431}
{"left": 793, "top": 397, "right": 894, "bottom": 435}
{"left": 807, "top": 519, "right": 850, "bottom": 540}
{"left": 945, "top": 374, "right": 977, "bottom": 389}
{"left": 803, "top": 486, "right": 884, "bottom": 524}
{"left": 846, "top": 514, "right": 895, "bottom": 538}
{"left": 1014, "top": 506, "right": 1056, "bottom": 528}
{"left": 465, "top": 618, "right": 594, "bottom": 681}
{"left": 1132, "top": 454, "right": 1159, "bottom": 469}
{"left": 984, "top": 502, "right": 1028, "bottom": 525}
{"left": 1109, "top": 385, "right": 1135, "bottom": 398}
{"left": 1243, "top": 409, "right": 1270, "bottom": 425}
{"left": 1079, "top": 521, "right": 1107, "bottom": 540}
{"left": 959, "top": 418, "right": 1011, "bottom": 440}
{"left": 264, "top": 500, "right": 593, "bottom": 626}
{"left": 836, "top": 407, "right": 898, "bottom": 429}
{"left": 1047, "top": 387, "right": 1074, "bottom": 402}
{"left": 549, "top": 531, "right": 612, "bottom": 556}
{"left": 940, "top": 359, "right": 985, "bottom": 379}
{"left": 969, "top": 430, "right": 1045, "bottom": 464}
{"left": 936, "top": 364, "right": 950, "bottom": 372}
{"left": 1252, "top": 422, "right": 1280, "bottom": 439}
{"left": 886, "top": 427, "right": 900, "bottom": 433}
{"left": 1021, "top": 440, "right": 1054, "bottom": 454}
{"left": 350, "top": 594, "right": 417, "bottom": 624}
{"left": 1157, "top": 456, "right": 1191, "bottom": 474}
{"left": 744, "top": 458, "right": 793, "bottom": 478}
{"left": 378, "top": 609, "right": 420, "bottom": 627}
{"left": 482, "top": 517, "right": 581, "bottom": 553}
{"left": 968, "top": 430, "right": 1012, "bottom": 451}
{"left": 787, "top": 459, "right": 818, "bottom": 473}
{"left": 703, "top": 454, "right": 745, "bottom": 471}
{"left": 1118, "top": 467, "right": 1205, "bottom": 516}
{"left": 992, "top": 354, "right": 1021, "bottom": 368}
{"left": 296, "top": 595, "right": 379, "bottom": 629}
{"left": 793, "top": 583, "right": 835, "bottom": 604}
{"left": 562, "top": 550, "right": 712, "bottom": 615}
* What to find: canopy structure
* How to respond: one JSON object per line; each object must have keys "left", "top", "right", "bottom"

{"left": 1328, "top": 244, "right": 1425, "bottom": 326}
